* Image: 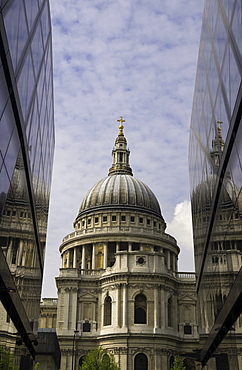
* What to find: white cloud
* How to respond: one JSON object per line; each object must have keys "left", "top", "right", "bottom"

{"left": 42, "top": 0, "right": 203, "bottom": 297}
{"left": 167, "top": 200, "right": 195, "bottom": 272}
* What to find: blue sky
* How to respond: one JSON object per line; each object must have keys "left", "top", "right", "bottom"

{"left": 42, "top": 0, "right": 204, "bottom": 297}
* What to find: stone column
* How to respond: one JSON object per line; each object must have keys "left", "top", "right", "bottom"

{"left": 22, "top": 242, "right": 26, "bottom": 266}
{"left": 116, "top": 242, "right": 120, "bottom": 252}
{"left": 73, "top": 247, "right": 77, "bottom": 268}
{"left": 160, "top": 287, "right": 165, "bottom": 330}
{"left": 17, "top": 240, "right": 24, "bottom": 266}
{"left": 67, "top": 251, "right": 70, "bottom": 268}
{"left": 47, "top": 315, "right": 52, "bottom": 328}
{"left": 104, "top": 243, "right": 108, "bottom": 269}
{"left": 154, "top": 285, "right": 159, "bottom": 330}
{"left": 32, "top": 245, "right": 37, "bottom": 267}
{"left": 167, "top": 251, "right": 171, "bottom": 270}
{"left": 6, "top": 239, "right": 12, "bottom": 264}
{"left": 128, "top": 242, "right": 132, "bottom": 252}
{"left": 81, "top": 245, "right": 86, "bottom": 270}
{"left": 71, "top": 288, "right": 78, "bottom": 330}
{"left": 237, "top": 354, "right": 242, "bottom": 370}
{"left": 116, "top": 284, "right": 120, "bottom": 327}
{"left": 101, "top": 298, "right": 104, "bottom": 327}
{"left": 64, "top": 288, "right": 70, "bottom": 330}
{"left": 161, "top": 354, "right": 168, "bottom": 369}
{"left": 92, "top": 244, "right": 96, "bottom": 269}
{"left": 173, "top": 295, "right": 178, "bottom": 332}
{"left": 174, "top": 254, "right": 177, "bottom": 271}
{"left": 154, "top": 349, "right": 161, "bottom": 369}
{"left": 122, "top": 284, "right": 128, "bottom": 328}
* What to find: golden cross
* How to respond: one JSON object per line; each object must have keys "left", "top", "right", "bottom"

{"left": 117, "top": 116, "right": 125, "bottom": 126}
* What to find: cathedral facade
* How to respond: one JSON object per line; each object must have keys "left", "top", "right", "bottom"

{"left": 52, "top": 118, "right": 199, "bottom": 370}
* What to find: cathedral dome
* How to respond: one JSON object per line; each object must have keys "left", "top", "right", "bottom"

{"left": 76, "top": 117, "right": 163, "bottom": 221}
{"left": 77, "top": 174, "right": 162, "bottom": 218}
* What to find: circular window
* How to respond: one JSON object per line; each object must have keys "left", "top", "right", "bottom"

{"left": 137, "top": 257, "right": 145, "bottom": 265}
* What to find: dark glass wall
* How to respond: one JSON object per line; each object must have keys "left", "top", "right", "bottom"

{"left": 189, "top": 0, "right": 242, "bottom": 366}
{"left": 0, "top": 0, "right": 54, "bottom": 360}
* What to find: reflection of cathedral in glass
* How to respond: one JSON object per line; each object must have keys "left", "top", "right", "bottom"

{"left": 1, "top": 154, "right": 48, "bottom": 323}
{"left": 192, "top": 122, "right": 242, "bottom": 333}
{"left": 0, "top": 0, "right": 55, "bottom": 366}
{"left": 189, "top": 0, "right": 242, "bottom": 366}
{"left": 53, "top": 119, "right": 199, "bottom": 370}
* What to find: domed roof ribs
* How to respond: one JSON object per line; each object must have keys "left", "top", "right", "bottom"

{"left": 108, "top": 116, "right": 133, "bottom": 176}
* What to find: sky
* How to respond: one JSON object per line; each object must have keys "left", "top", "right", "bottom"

{"left": 42, "top": 0, "right": 204, "bottom": 298}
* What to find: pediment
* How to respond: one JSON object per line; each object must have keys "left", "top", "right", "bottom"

{"left": 79, "top": 290, "right": 97, "bottom": 300}
{"left": 178, "top": 293, "right": 196, "bottom": 302}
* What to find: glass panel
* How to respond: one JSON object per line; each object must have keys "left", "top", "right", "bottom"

{"left": 208, "top": 53, "right": 218, "bottom": 108}
{"left": 3, "top": 0, "right": 28, "bottom": 70}
{"left": 203, "top": 85, "right": 212, "bottom": 131}
{"left": 0, "top": 162, "right": 10, "bottom": 214}
{"left": 24, "top": 0, "right": 39, "bottom": 31}
{"left": 213, "top": 11, "right": 227, "bottom": 69}
{"left": 32, "top": 130, "right": 42, "bottom": 178}
{"left": 221, "top": 0, "right": 235, "bottom": 22}
{"left": 3, "top": 1, "right": 21, "bottom": 69}
{"left": 41, "top": 1, "right": 50, "bottom": 47}
{"left": 207, "top": 0, "right": 218, "bottom": 36}
{"left": 28, "top": 99, "right": 39, "bottom": 171}
{"left": 0, "top": 100, "right": 15, "bottom": 158}
{"left": 31, "top": 22, "right": 44, "bottom": 78}
{"left": 201, "top": 18, "right": 211, "bottom": 68}
{"left": 214, "top": 88, "right": 229, "bottom": 141}
{"left": 0, "top": 64, "right": 9, "bottom": 119}
{"left": 17, "top": 49, "right": 35, "bottom": 119}
{"left": 232, "top": 0, "right": 242, "bottom": 55}
{"left": 4, "top": 127, "right": 20, "bottom": 182}
{"left": 227, "top": 117, "right": 242, "bottom": 203}
{"left": 228, "top": 45, "right": 240, "bottom": 115}
{"left": 222, "top": 44, "right": 231, "bottom": 117}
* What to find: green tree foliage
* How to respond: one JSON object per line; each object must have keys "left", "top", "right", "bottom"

{"left": 170, "top": 356, "right": 186, "bottom": 370}
{"left": 0, "top": 346, "right": 19, "bottom": 369}
{"left": 79, "top": 347, "right": 119, "bottom": 370}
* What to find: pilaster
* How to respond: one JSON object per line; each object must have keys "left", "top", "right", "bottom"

{"left": 122, "top": 283, "right": 128, "bottom": 330}
{"left": 64, "top": 288, "right": 70, "bottom": 330}
{"left": 71, "top": 288, "right": 78, "bottom": 330}
{"left": 73, "top": 247, "right": 77, "bottom": 268}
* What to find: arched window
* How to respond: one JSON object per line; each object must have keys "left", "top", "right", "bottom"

{"left": 103, "top": 354, "right": 111, "bottom": 366}
{"left": 134, "top": 353, "right": 148, "bottom": 370}
{"left": 168, "top": 296, "right": 172, "bottom": 327}
{"left": 104, "top": 296, "right": 112, "bottom": 326}
{"left": 134, "top": 294, "right": 147, "bottom": 324}
{"left": 96, "top": 251, "right": 103, "bottom": 269}
{"left": 169, "top": 356, "right": 174, "bottom": 368}
{"left": 79, "top": 356, "right": 85, "bottom": 366}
